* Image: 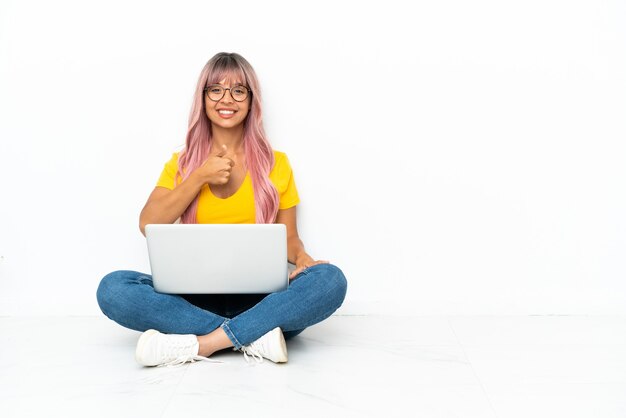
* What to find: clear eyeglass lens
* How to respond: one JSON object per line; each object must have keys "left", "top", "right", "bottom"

{"left": 231, "top": 86, "right": 248, "bottom": 101}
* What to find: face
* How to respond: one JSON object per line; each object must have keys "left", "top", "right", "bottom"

{"left": 204, "top": 78, "right": 251, "bottom": 130}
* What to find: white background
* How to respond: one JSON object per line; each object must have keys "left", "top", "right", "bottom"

{"left": 1, "top": 0, "right": 625, "bottom": 316}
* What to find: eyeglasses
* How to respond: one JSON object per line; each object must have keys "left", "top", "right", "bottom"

{"left": 203, "top": 84, "right": 251, "bottom": 102}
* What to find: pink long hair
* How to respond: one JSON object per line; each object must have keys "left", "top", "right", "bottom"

{"left": 175, "top": 52, "right": 278, "bottom": 224}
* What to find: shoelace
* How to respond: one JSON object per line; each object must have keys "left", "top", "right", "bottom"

{"left": 158, "top": 355, "right": 222, "bottom": 368}
{"left": 155, "top": 337, "right": 224, "bottom": 368}
{"left": 241, "top": 339, "right": 266, "bottom": 364}
{"left": 242, "top": 347, "right": 264, "bottom": 364}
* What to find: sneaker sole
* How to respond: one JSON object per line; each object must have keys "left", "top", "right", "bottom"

{"left": 135, "top": 329, "right": 160, "bottom": 366}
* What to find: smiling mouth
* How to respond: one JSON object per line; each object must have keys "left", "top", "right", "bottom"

{"left": 218, "top": 110, "right": 236, "bottom": 115}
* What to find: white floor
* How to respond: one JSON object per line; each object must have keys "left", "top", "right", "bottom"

{"left": 1, "top": 315, "right": 625, "bottom": 418}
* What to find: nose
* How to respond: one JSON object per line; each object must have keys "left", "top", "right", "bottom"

{"left": 220, "top": 88, "right": 235, "bottom": 103}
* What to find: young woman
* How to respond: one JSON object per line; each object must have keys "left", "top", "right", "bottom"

{"left": 96, "top": 52, "right": 347, "bottom": 367}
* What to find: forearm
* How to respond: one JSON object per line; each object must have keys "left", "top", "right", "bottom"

{"left": 287, "top": 235, "right": 306, "bottom": 264}
{"left": 139, "top": 173, "right": 205, "bottom": 235}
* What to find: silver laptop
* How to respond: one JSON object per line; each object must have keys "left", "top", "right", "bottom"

{"left": 145, "top": 224, "right": 289, "bottom": 294}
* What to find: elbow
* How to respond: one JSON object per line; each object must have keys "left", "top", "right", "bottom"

{"left": 139, "top": 212, "right": 148, "bottom": 237}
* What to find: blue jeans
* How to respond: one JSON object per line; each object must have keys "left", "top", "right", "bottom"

{"left": 96, "top": 264, "right": 347, "bottom": 349}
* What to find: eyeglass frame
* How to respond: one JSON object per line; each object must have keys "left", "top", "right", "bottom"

{"left": 203, "top": 84, "right": 252, "bottom": 102}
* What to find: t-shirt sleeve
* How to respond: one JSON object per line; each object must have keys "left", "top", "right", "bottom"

{"left": 155, "top": 153, "right": 180, "bottom": 190}
{"left": 274, "top": 153, "right": 300, "bottom": 210}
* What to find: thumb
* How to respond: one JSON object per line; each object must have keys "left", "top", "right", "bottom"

{"left": 213, "top": 144, "right": 227, "bottom": 158}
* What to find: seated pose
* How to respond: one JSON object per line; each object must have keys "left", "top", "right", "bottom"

{"left": 96, "top": 52, "right": 347, "bottom": 367}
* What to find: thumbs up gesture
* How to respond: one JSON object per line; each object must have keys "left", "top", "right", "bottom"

{"left": 197, "top": 144, "right": 235, "bottom": 185}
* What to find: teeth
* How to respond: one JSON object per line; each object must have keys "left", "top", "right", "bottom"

{"left": 218, "top": 110, "right": 235, "bottom": 114}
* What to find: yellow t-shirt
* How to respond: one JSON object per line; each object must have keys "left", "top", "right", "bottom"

{"left": 155, "top": 150, "right": 300, "bottom": 224}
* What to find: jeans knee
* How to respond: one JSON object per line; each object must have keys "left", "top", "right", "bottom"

{"left": 96, "top": 272, "right": 115, "bottom": 315}
{"left": 316, "top": 263, "right": 348, "bottom": 307}
{"left": 96, "top": 270, "right": 132, "bottom": 316}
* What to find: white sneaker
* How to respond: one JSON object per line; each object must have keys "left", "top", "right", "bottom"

{"left": 135, "top": 329, "right": 219, "bottom": 367}
{"left": 241, "top": 327, "right": 288, "bottom": 364}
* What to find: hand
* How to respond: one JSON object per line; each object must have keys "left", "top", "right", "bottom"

{"left": 289, "top": 253, "right": 329, "bottom": 280}
{"left": 196, "top": 144, "right": 235, "bottom": 185}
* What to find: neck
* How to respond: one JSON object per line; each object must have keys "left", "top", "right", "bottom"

{"left": 211, "top": 124, "right": 245, "bottom": 154}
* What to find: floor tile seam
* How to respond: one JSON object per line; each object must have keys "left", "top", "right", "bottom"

{"left": 446, "top": 317, "right": 501, "bottom": 418}
{"left": 158, "top": 365, "right": 191, "bottom": 418}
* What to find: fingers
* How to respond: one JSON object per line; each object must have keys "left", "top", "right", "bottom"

{"left": 214, "top": 168, "right": 231, "bottom": 185}
{"left": 210, "top": 144, "right": 234, "bottom": 185}
{"left": 198, "top": 144, "right": 237, "bottom": 186}
{"left": 289, "top": 265, "right": 306, "bottom": 279}
{"left": 289, "top": 268, "right": 303, "bottom": 280}
{"left": 288, "top": 260, "right": 331, "bottom": 280}
{"left": 214, "top": 144, "right": 228, "bottom": 158}
{"left": 212, "top": 144, "right": 234, "bottom": 167}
